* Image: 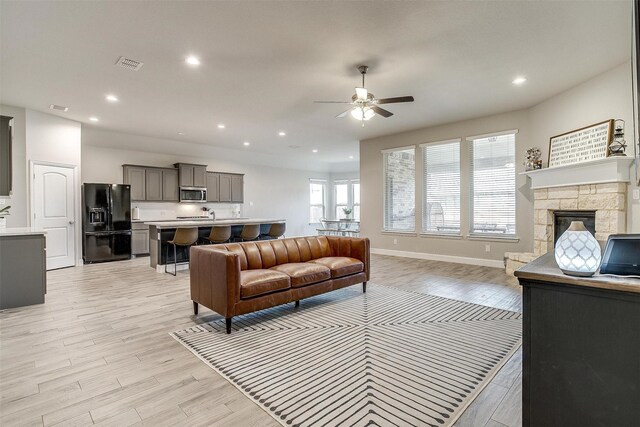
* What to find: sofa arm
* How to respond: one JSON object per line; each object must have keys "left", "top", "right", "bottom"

{"left": 190, "top": 246, "right": 241, "bottom": 317}
{"left": 326, "top": 236, "right": 370, "bottom": 281}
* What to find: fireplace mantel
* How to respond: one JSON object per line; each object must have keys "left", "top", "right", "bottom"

{"left": 521, "top": 157, "right": 634, "bottom": 190}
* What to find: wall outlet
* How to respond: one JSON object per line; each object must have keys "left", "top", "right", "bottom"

{"left": 485, "top": 244, "right": 491, "bottom": 252}
{"left": 633, "top": 189, "right": 640, "bottom": 200}
{"left": 0, "top": 199, "right": 5, "bottom": 205}
{"left": 249, "top": 201, "right": 254, "bottom": 207}
{"left": 393, "top": 238, "right": 398, "bottom": 245}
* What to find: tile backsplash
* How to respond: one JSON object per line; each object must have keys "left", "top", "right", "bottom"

{"left": 132, "top": 202, "right": 243, "bottom": 220}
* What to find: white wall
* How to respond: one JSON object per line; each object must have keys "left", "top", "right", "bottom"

{"left": 0, "top": 105, "right": 27, "bottom": 227}
{"left": 360, "top": 61, "right": 638, "bottom": 263}
{"left": 81, "top": 131, "right": 330, "bottom": 237}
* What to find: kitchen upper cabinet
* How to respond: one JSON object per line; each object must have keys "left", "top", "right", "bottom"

{"left": 162, "top": 169, "right": 179, "bottom": 201}
{"left": 145, "top": 169, "right": 163, "bottom": 201}
{"left": 123, "top": 166, "right": 146, "bottom": 201}
{"left": 175, "top": 163, "right": 207, "bottom": 188}
{"left": 207, "top": 172, "right": 220, "bottom": 202}
{"left": 193, "top": 165, "right": 207, "bottom": 188}
{"left": 219, "top": 174, "right": 232, "bottom": 202}
{"left": 231, "top": 174, "right": 244, "bottom": 203}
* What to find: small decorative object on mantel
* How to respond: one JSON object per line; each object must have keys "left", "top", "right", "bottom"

{"left": 548, "top": 119, "right": 613, "bottom": 168}
{"left": 524, "top": 147, "right": 542, "bottom": 170}
{"left": 608, "top": 119, "right": 627, "bottom": 156}
{"left": 0, "top": 205, "right": 10, "bottom": 229}
{"left": 554, "top": 221, "right": 602, "bottom": 277}
{"left": 342, "top": 207, "right": 352, "bottom": 219}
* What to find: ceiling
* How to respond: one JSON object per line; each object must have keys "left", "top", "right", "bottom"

{"left": 0, "top": 1, "right": 632, "bottom": 168}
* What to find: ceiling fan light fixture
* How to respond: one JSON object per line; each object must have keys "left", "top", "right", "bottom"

{"left": 351, "top": 107, "right": 374, "bottom": 121}
{"left": 355, "top": 87, "right": 368, "bottom": 100}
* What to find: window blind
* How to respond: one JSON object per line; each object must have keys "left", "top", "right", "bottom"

{"left": 334, "top": 181, "right": 348, "bottom": 219}
{"left": 383, "top": 148, "right": 415, "bottom": 231}
{"left": 353, "top": 181, "right": 361, "bottom": 221}
{"left": 422, "top": 140, "right": 460, "bottom": 234}
{"left": 469, "top": 133, "right": 516, "bottom": 235}
{"left": 309, "top": 179, "right": 326, "bottom": 223}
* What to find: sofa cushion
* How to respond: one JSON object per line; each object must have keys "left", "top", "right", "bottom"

{"left": 240, "top": 270, "right": 290, "bottom": 299}
{"left": 308, "top": 257, "right": 364, "bottom": 278}
{"left": 270, "top": 263, "right": 331, "bottom": 288}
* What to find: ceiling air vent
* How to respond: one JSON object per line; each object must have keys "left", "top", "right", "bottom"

{"left": 49, "top": 104, "right": 69, "bottom": 112}
{"left": 115, "top": 56, "right": 144, "bottom": 71}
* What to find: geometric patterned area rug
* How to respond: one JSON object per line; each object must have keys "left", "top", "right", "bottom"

{"left": 171, "top": 284, "right": 522, "bottom": 427}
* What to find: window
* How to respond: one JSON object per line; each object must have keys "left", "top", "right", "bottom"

{"left": 469, "top": 131, "right": 517, "bottom": 236}
{"left": 422, "top": 140, "right": 460, "bottom": 234}
{"left": 352, "top": 181, "right": 360, "bottom": 221}
{"left": 334, "top": 181, "right": 348, "bottom": 219}
{"left": 309, "top": 179, "right": 326, "bottom": 223}
{"left": 383, "top": 147, "right": 415, "bottom": 231}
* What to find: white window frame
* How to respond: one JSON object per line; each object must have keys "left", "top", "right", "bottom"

{"left": 420, "top": 139, "right": 461, "bottom": 236}
{"left": 352, "top": 179, "right": 360, "bottom": 221}
{"left": 382, "top": 146, "right": 416, "bottom": 232}
{"left": 332, "top": 179, "right": 360, "bottom": 220}
{"left": 309, "top": 179, "right": 327, "bottom": 224}
{"left": 467, "top": 129, "right": 518, "bottom": 238}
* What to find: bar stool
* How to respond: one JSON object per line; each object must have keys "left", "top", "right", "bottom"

{"left": 206, "top": 225, "right": 232, "bottom": 244}
{"left": 267, "top": 222, "right": 286, "bottom": 239}
{"left": 165, "top": 227, "right": 199, "bottom": 276}
{"left": 238, "top": 224, "right": 261, "bottom": 242}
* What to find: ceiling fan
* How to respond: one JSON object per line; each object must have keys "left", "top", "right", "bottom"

{"left": 315, "top": 65, "right": 414, "bottom": 126}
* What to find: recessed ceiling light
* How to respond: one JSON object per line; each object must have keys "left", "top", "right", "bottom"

{"left": 105, "top": 94, "right": 118, "bottom": 102}
{"left": 278, "top": 131, "right": 286, "bottom": 136}
{"left": 186, "top": 56, "right": 200, "bottom": 66}
{"left": 243, "top": 141, "right": 250, "bottom": 146}
{"left": 217, "top": 124, "right": 225, "bottom": 129}
{"left": 512, "top": 76, "right": 527, "bottom": 85}
{"left": 177, "top": 132, "right": 185, "bottom": 136}
{"left": 89, "top": 117, "right": 99, "bottom": 122}
{"left": 312, "top": 149, "right": 318, "bottom": 153}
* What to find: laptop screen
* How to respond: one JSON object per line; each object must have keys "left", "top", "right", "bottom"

{"left": 600, "top": 235, "right": 640, "bottom": 276}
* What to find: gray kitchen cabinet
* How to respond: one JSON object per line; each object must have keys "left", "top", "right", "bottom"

{"left": 0, "top": 233, "right": 46, "bottom": 309}
{"left": 207, "top": 172, "right": 220, "bottom": 202}
{"left": 175, "top": 163, "right": 207, "bottom": 188}
{"left": 145, "top": 168, "right": 163, "bottom": 201}
{"left": 193, "top": 165, "right": 207, "bottom": 188}
{"left": 132, "top": 224, "right": 150, "bottom": 255}
{"left": 219, "top": 173, "right": 232, "bottom": 202}
{"left": 231, "top": 174, "right": 244, "bottom": 203}
{"left": 123, "top": 165, "right": 146, "bottom": 201}
{"left": 162, "top": 169, "right": 179, "bottom": 201}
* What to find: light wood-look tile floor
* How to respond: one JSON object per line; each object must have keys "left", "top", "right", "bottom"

{"left": 0, "top": 254, "right": 522, "bottom": 427}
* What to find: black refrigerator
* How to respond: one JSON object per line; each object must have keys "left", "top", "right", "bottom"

{"left": 82, "top": 184, "right": 132, "bottom": 263}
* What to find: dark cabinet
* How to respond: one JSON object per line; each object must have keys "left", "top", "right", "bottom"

{"left": 175, "top": 163, "right": 207, "bottom": 188}
{"left": 207, "top": 172, "right": 220, "bottom": 202}
{"left": 145, "top": 169, "right": 163, "bottom": 201}
{"left": 123, "top": 166, "right": 146, "bottom": 201}
{"left": 0, "top": 234, "right": 46, "bottom": 309}
{"left": 132, "top": 223, "right": 150, "bottom": 255}
{"left": 219, "top": 174, "right": 232, "bottom": 202}
{"left": 162, "top": 169, "right": 179, "bottom": 201}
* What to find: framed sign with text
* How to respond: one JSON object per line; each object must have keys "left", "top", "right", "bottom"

{"left": 548, "top": 120, "right": 613, "bottom": 168}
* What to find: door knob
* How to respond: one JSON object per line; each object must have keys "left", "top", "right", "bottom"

{"left": 69, "top": 220, "right": 75, "bottom": 225}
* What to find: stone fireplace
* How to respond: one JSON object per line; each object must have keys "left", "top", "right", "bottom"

{"left": 505, "top": 157, "right": 633, "bottom": 275}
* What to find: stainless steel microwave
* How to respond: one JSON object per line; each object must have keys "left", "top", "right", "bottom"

{"left": 180, "top": 187, "right": 207, "bottom": 203}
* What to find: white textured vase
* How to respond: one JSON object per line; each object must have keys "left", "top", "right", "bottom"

{"left": 554, "top": 221, "right": 601, "bottom": 277}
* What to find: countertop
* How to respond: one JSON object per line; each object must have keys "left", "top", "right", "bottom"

{"left": 515, "top": 253, "right": 640, "bottom": 294}
{"left": 132, "top": 217, "right": 248, "bottom": 223}
{"left": 0, "top": 227, "right": 47, "bottom": 237}
{"left": 145, "top": 218, "right": 285, "bottom": 228}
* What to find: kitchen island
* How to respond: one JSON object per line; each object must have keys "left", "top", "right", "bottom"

{"left": 145, "top": 218, "right": 286, "bottom": 272}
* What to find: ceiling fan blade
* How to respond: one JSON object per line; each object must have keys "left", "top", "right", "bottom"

{"left": 314, "top": 101, "right": 353, "bottom": 104}
{"left": 355, "top": 87, "right": 368, "bottom": 100}
{"left": 336, "top": 109, "right": 352, "bottom": 118}
{"left": 371, "top": 105, "right": 393, "bottom": 118}
{"left": 376, "top": 96, "right": 415, "bottom": 104}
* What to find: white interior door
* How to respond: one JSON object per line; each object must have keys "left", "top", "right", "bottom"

{"left": 33, "top": 164, "right": 75, "bottom": 270}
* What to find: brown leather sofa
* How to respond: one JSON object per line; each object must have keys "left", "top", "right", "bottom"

{"left": 190, "top": 235, "right": 370, "bottom": 333}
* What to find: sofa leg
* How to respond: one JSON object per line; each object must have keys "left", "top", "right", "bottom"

{"left": 225, "top": 317, "right": 232, "bottom": 334}
{"left": 193, "top": 301, "right": 198, "bottom": 315}
{"left": 295, "top": 300, "right": 300, "bottom": 308}
{"left": 363, "top": 282, "right": 367, "bottom": 293}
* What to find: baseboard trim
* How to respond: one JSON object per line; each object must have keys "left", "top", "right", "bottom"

{"left": 371, "top": 247, "right": 505, "bottom": 269}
